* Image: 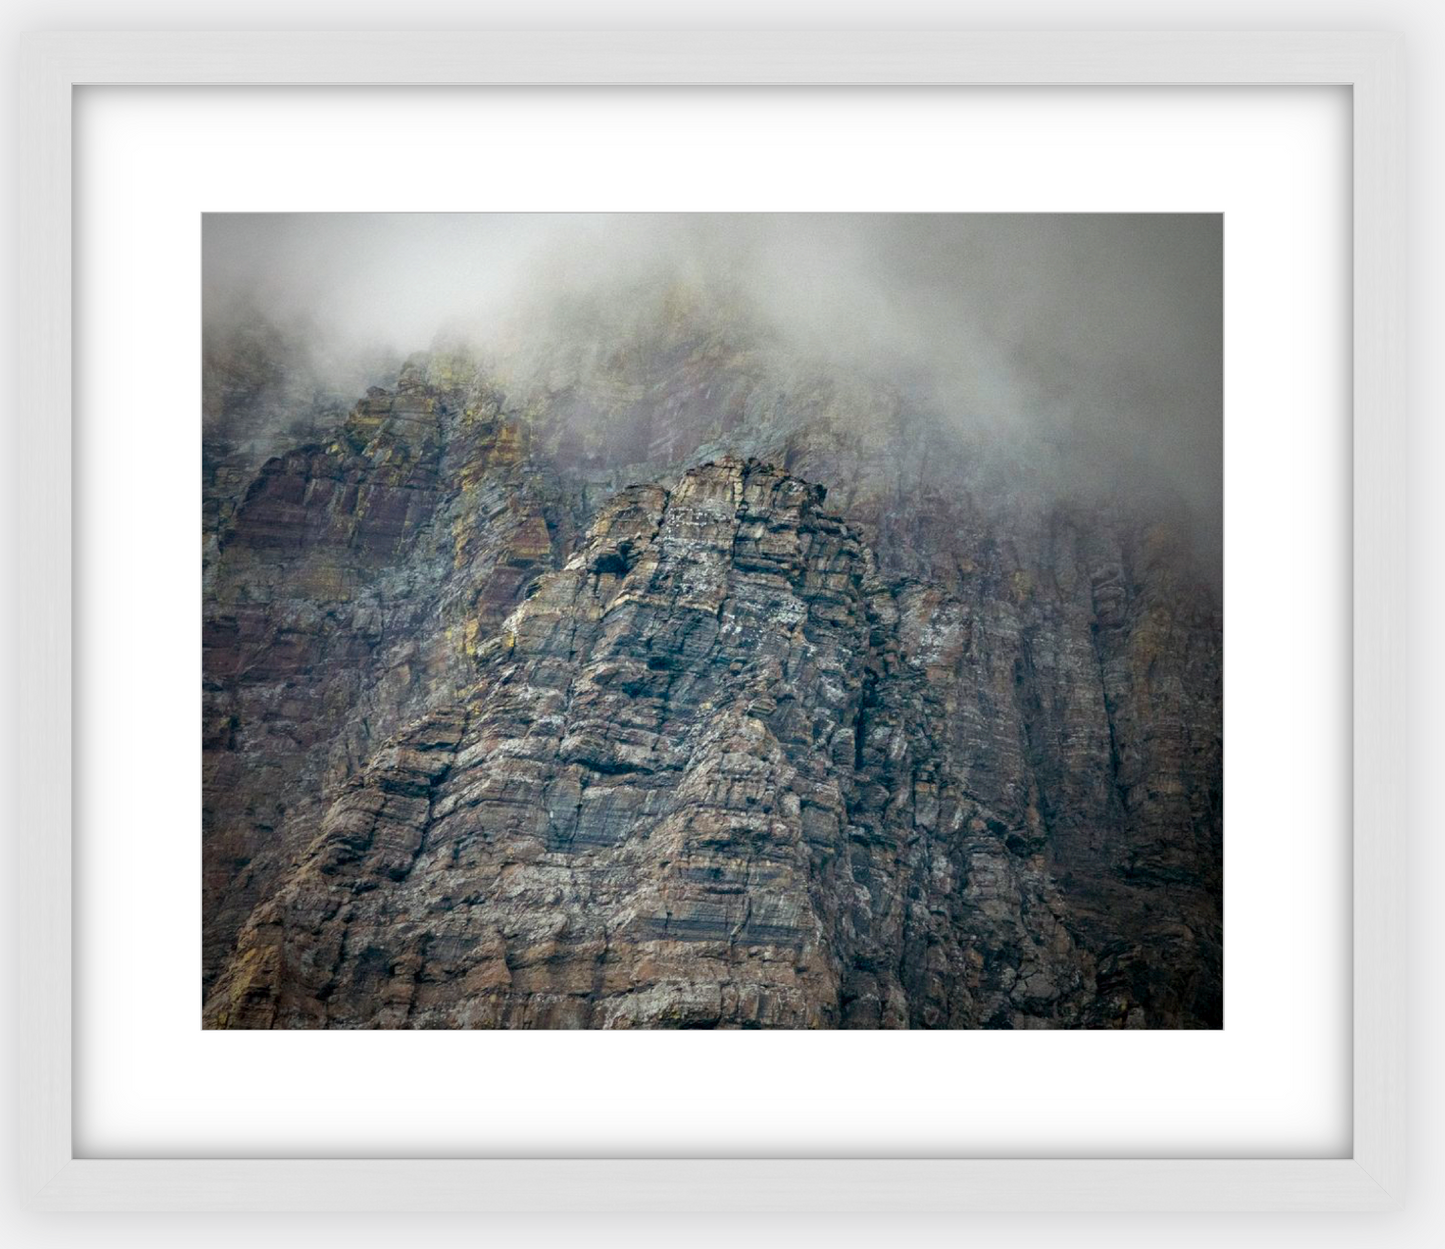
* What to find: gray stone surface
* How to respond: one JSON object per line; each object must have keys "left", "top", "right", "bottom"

{"left": 202, "top": 308, "right": 1221, "bottom": 1029}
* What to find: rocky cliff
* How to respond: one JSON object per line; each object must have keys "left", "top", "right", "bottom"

{"left": 202, "top": 300, "right": 1222, "bottom": 1029}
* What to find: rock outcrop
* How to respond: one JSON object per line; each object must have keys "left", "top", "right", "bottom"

{"left": 202, "top": 310, "right": 1222, "bottom": 1029}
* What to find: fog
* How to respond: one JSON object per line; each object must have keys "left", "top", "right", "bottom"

{"left": 204, "top": 212, "right": 1222, "bottom": 552}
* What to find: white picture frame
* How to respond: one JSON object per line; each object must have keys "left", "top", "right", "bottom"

{"left": 15, "top": 30, "right": 1405, "bottom": 1213}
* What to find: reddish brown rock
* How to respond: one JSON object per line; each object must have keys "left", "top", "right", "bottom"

{"left": 202, "top": 305, "right": 1222, "bottom": 1029}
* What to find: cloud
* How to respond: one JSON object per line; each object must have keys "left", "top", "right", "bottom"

{"left": 204, "top": 212, "right": 1222, "bottom": 560}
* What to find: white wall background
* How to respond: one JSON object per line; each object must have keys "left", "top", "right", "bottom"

{"left": 1, "top": 1, "right": 1439, "bottom": 1247}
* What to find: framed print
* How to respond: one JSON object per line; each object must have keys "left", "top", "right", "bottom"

{"left": 15, "top": 30, "right": 1404, "bottom": 1211}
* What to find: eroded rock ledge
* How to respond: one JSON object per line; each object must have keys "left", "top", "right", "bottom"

{"left": 205, "top": 457, "right": 1218, "bottom": 1029}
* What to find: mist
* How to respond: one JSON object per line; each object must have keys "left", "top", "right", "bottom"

{"left": 203, "top": 212, "right": 1222, "bottom": 558}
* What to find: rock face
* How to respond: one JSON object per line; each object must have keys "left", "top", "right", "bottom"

{"left": 203, "top": 310, "right": 1222, "bottom": 1029}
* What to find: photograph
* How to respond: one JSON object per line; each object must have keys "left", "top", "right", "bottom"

{"left": 200, "top": 212, "right": 1223, "bottom": 1030}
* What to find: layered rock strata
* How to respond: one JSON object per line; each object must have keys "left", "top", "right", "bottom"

{"left": 203, "top": 304, "right": 1222, "bottom": 1029}
{"left": 205, "top": 453, "right": 1220, "bottom": 1029}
